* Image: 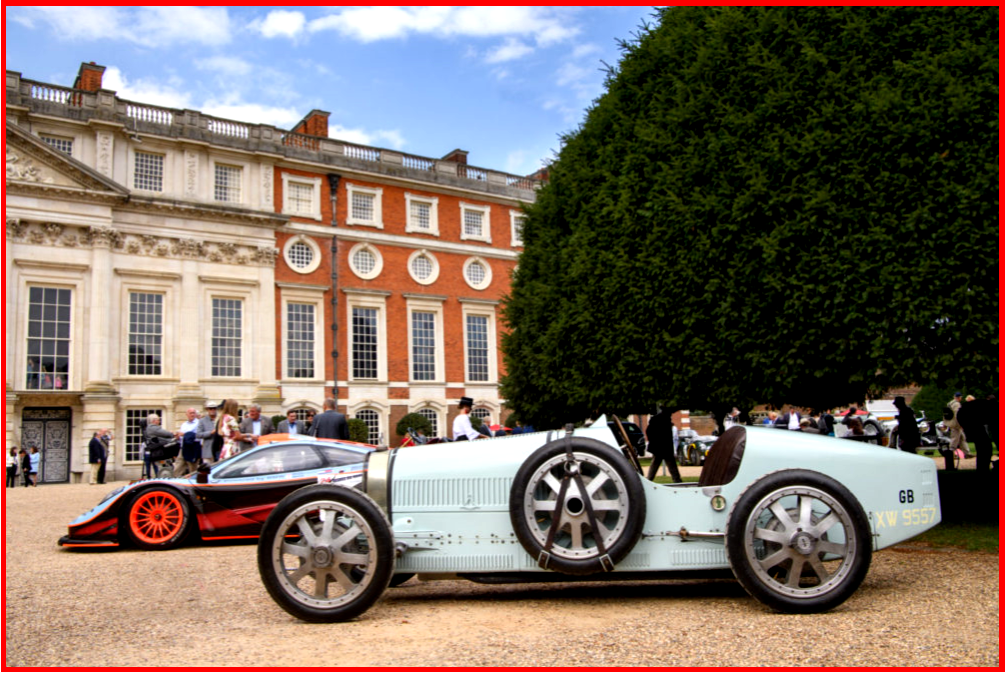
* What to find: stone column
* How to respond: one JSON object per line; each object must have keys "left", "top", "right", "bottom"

{"left": 5, "top": 219, "right": 19, "bottom": 396}
{"left": 253, "top": 260, "right": 282, "bottom": 415}
{"left": 173, "top": 258, "right": 203, "bottom": 412}
{"left": 84, "top": 227, "right": 117, "bottom": 393}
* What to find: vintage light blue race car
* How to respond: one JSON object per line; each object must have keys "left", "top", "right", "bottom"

{"left": 256, "top": 416, "right": 941, "bottom": 621}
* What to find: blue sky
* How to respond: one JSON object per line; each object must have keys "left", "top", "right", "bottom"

{"left": 5, "top": 6, "right": 657, "bottom": 176}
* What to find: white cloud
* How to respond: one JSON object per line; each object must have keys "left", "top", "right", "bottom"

{"left": 308, "top": 6, "right": 579, "bottom": 46}
{"left": 200, "top": 102, "right": 302, "bottom": 128}
{"left": 14, "top": 6, "right": 231, "bottom": 47}
{"left": 257, "top": 10, "right": 306, "bottom": 39}
{"left": 103, "top": 67, "right": 192, "bottom": 109}
{"left": 485, "top": 38, "right": 534, "bottom": 64}
{"left": 329, "top": 125, "right": 406, "bottom": 150}
{"left": 572, "top": 43, "right": 602, "bottom": 59}
{"left": 195, "top": 56, "right": 252, "bottom": 78}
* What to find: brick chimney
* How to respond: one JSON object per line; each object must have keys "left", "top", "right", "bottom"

{"left": 73, "top": 62, "right": 106, "bottom": 92}
{"left": 292, "top": 109, "right": 330, "bottom": 137}
{"left": 442, "top": 149, "right": 468, "bottom": 165}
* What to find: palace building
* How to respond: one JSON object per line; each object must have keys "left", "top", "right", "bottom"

{"left": 5, "top": 62, "right": 540, "bottom": 481}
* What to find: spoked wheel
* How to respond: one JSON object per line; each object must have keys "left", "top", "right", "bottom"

{"left": 510, "top": 438, "right": 645, "bottom": 575}
{"left": 257, "top": 485, "right": 394, "bottom": 622}
{"left": 726, "top": 470, "right": 871, "bottom": 613}
{"left": 124, "top": 488, "right": 191, "bottom": 550}
{"left": 687, "top": 444, "right": 702, "bottom": 466}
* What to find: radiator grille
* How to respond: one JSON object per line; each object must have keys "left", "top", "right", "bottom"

{"left": 394, "top": 477, "right": 511, "bottom": 509}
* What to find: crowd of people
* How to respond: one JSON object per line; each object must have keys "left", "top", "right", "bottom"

{"left": 138, "top": 397, "right": 352, "bottom": 479}
{"left": 5, "top": 446, "right": 39, "bottom": 487}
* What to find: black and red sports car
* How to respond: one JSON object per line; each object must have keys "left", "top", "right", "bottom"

{"left": 59, "top": 435, "right": 373, "bottom": 551}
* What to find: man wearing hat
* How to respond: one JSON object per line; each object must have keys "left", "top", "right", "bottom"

{"left": 946, "top": 391, "right": 970, "bottom": 459}
{"left": 196, "top": 401, "right": 220, "bottom": 463}
{"left": 453, "top": 397, "right": 489, "bottom": 441}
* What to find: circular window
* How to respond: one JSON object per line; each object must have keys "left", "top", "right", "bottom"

{"left": 463, "top": 257, "right": 492, "bottom": 290}
{"left": 349, "top": 244, "right": 383, "bottom": 280}
{"left": 407, "top": 250, "right": 440, "bottom": 285}
{"left": 283, "top": 236, "right": 322, "bottom": 274}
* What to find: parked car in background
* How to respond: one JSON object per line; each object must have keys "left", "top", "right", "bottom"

{"left": 609, "top": 418, "right": 646, "bottom": 456}
{"left": 59, "top": 435, "right": 373, "bottom": 550}
{"left": 832, "top": 407, "right": 887, "bottom": 444}
{"left": 675, "top": 428, "right": 717, "bottom": 465}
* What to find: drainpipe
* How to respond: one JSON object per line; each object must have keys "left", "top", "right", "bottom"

{"left": 326, "top": 174, "right": 341, "bottom": 402}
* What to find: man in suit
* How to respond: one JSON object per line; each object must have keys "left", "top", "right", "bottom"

{"left": 196, "top": 401, "right": 219, "bottom": 463}
{"left": 277, "top": 410, "right": 307, "bottom": 435}
{"left": 238, "top": 404, "right": 275, "bottom": 453}
{"left": 310, "top": 398, "right": 349, "bottom": 441}
{"left": 88, "top": 430, "right": 106, "bottom": 485}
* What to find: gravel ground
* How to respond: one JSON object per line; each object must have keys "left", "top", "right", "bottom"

{"left": 4, "top": 480, "right": 999, "bottom": 668}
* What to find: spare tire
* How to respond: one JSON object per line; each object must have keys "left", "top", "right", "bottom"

{"left": 509, "top": 437, "right": 645, "bottom": 575}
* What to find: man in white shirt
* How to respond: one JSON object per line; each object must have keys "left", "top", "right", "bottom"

{"left": 452, "top": 397, "right": 489, "bottom": 442}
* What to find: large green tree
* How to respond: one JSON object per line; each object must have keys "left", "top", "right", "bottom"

{"left": 502, "top": 7, "right": 998, "bottom": 429}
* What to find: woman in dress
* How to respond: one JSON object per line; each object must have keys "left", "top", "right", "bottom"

{"left": 215, "top": 399, "right": 246, "bottom": 461}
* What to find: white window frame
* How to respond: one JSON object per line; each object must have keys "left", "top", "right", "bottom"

{"left": 461, "top": 302, "right": 498, "bottom": 385}
{"left": 280, "top": 287, "right": 325, "bottom": 382}
{"left": 346, "top": 183, "right": 384, "bottom": 228}
{"left": 348, "top": 243, "right": 384, "bottom": 280}
{"left": 131, "top": 150, "right": 167, "bottom": 193}
{"left": 462, "top": 256, "right": 493, "bottom": 291}
{"left": 459, "top": 202, "right": 492, "bottom": 244}
{"left": 283, "top": 235, "right": 322, "bottom": 275}
{"left": 119, "top": 277, "right": 176, "bottom": 379}
{"left": 39, "top": 133, "right": 75, "bottom": 157}
{"left": 281, "top": 173, "right": 323, "bottom": 220}
{"left": 14, "top": 263, "right": 86, "bottom": 393}
{"left": 410, "top": 400, "right": 448, "bottom": 438}
{"left": 348, "top": 400, "right": 390, "bottom": 445}
{"left": 345, "top": 291, "right": 388, "bottom": 383}
{"left": 405, "top": 193, "right": 440, "bottom": 236}
{"left": 406, "top": 296, "right": 446, "bottom": 385}
{"left": 211, "top": 159, "right": 246, "bottom": 205}
{"left": 407, "top": 249, "right": 440, "bottom": 286}
{"left": 510, "top": 210, "right": 526, "bottom": 247}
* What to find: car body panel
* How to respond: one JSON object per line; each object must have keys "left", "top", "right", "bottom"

{"left": 382, "top": 419, "right": 939, "bottom": 575}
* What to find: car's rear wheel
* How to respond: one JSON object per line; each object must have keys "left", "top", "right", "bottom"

{"left": 510, "top": 438, "right": 645, "bottom": 575}
{"left": 123, "top": 487, "right": 191, "bottom": 551}
{"left": 258, "top": 485, "right": 394, "bottom": 622}
{"left": 725, "top": 470, "right": 871, "bottom": 613}
{"left": 863, "top": 420, "right": 884, "bottom": 445}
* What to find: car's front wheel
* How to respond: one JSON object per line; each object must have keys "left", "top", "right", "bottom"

{"left": 257, "top": 485, "right": 394, "bottom": 622}
{"left": 122, "top": 487, "right": 191, "bottom": 551}
{"left": 725, "top": 470, "right": 872, "bottom": 613}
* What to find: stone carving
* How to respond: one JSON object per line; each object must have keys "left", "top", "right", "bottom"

{"left": 42, "top": 223, "right": 64, "bottom": 242}
{"left": 7, "top": 219, "right": 277, "bottom": 266}
{"left": 261, "top": 165, "right": 274, "bottom": 208}
{"left": 172, "top": 238, "right": 204, "bottom": 258}
{"left": 83, "top": 225, "right": 124, "bottom": 248}
{"left": 6, "top": 219, "right": 27, "bottom": 239}
{"left": 184, "top": 149, "right": 198, "bottom": 198}
{"left": 96, "top": 132, "right": 113, "bottom": 177}
{"left": 6, "top": 150, "right": 54, "bottom": 184}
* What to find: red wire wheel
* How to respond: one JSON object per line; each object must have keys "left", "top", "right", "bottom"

{"left": 124, "top": 488, "right": 191, "bottom": 550}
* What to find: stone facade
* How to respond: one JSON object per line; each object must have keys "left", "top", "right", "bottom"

{"left": 5, "top": 62, "right": 539, "bottom": 480}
